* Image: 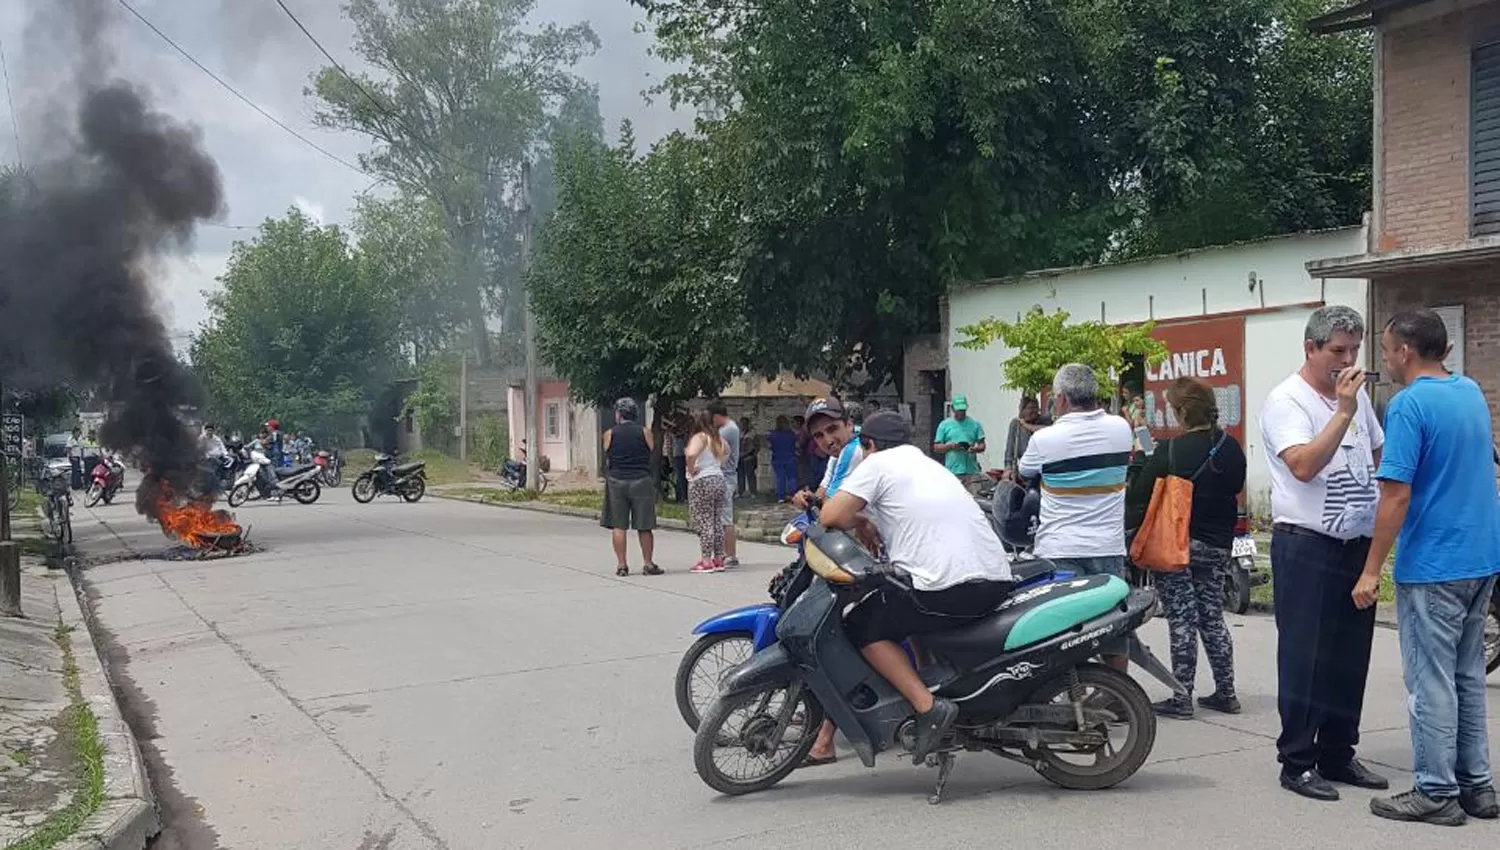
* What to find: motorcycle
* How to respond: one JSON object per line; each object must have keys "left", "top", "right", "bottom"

{"left": 498, "top": 445, "right": 549, "bottom": 493}
{"left": 691, "top": 519, "right": 1180, "bottom": 802}
{"left": 1485, "top": 578, "right": 1499, "bottom": 676}
{"left": 227, "top": 447, "right": 322, "bottom": 507}
{"left": 351, "top": 453, "right": 427, "bottom": 503}
{"left": 674, "top": 509, "right": 1076, "bottom": 731}
{"left": 313, "top": 449, "right": 343, "bottom": 487}
{"left": 1225, "top": 515, "right": 1266, "bottom": 614}
{"left": 83, "top": 456, "right": 125, "bottom": 507}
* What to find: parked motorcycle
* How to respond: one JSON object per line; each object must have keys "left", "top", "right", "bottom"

{"left": 313, "top": 449, "right": 343, "bottom": 487}
{"left": 227, "top": 447, "right": 322, "bottom": 507}
{"left": 1485, "top": 578, "right": 1499, "bottom": 676}
{"left": 83, "top": 456, "right": 125, "bottom": 507}
{"left": 498, "top": 445, "right": 549, "bottom": 493}
{"left": 1225, "top": 515, "right": 1266, "bottom": 614}
{"left": 351, "top": 453, "right": 426, "bottom": 503}
{"left": 691, "top": 519, "right": 1180, "bottom": 801}
{"left": 675, "top": 509, "right": 1075, "bottom": 731}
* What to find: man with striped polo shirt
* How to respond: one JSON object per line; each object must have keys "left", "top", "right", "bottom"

{"left": 1018, "top": 363, "right": 1134, "bottom": 670}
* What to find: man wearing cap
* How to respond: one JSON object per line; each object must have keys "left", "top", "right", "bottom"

{"left": 792, "top": 397, "right": 864, "bottom": 511}
{"left": 933, "top": 395, "right": 986, "bottom": 490}
{"left": 822, "top": 411, "right": 1014, "bottom": 764}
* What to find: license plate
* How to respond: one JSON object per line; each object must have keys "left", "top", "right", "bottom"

{"left": 1231, "top": 536, "right": 1258, "bottom": 559}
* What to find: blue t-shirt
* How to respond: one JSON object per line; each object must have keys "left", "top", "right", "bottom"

{"left": 825, "top": 427, "right": 862, "bottom": 496}
{"left": 767, "top": 429, "right": 798, "bottom": 464}
{"left": 1376, "top": 375, "right": 1500, "bottom": 585}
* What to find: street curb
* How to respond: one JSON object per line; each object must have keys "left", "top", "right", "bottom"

{"left": 431, "top": 493, "right": 785, "bottom": 544}
{"left": 54, "top": 571, "right": 160, "bottom": 850}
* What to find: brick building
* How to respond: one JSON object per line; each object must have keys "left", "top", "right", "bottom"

{"left": 1308, "top": 0, "right": 1500, "bottom": 426}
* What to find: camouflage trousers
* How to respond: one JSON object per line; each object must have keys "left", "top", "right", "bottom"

{"left": 1156, "top": 540, "right": 1237, "bottom": 702}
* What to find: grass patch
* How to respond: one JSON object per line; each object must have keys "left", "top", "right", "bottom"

{"left": 9, "top": 624, "right": 106, "bottom": 850}
{"left": 9, "top": 748, "right": 30, "bottom": 766}
{"left": 14, "top": 536, "right": 58, "bottom": 559}
{"left": 440, "top": 486, "right": 691, "bottom": 522}
{"left": 1248, "top": 565, "right": 1396, "bottom": 608}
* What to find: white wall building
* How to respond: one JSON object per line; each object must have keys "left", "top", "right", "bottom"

{"left": 947, "top": 226, "right": 1370, "bottom": 515}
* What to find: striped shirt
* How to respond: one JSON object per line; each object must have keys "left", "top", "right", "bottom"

{"left": 1017, "top": 408, "right": 1133, "bottom": 558}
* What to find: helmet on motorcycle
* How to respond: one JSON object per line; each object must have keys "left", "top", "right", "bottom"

{"left": 990, "top": 479, "right": 1041, "bottom": 549}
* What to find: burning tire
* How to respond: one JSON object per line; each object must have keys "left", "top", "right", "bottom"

{"left": 292, "top": 480, "right": 321, "bottom": 505}
{"left": 401, "top": 477, "right": 426, "bottom": 503}
{"left": 228, "top": 482, "right": 251, "bottom": 508}
{"left": 352, "top": 473, "right": 377, "bottom": 504}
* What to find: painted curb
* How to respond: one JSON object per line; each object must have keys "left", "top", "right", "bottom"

{"left": 430, "top": 493, "right": 787, "bottom": 544}
{"left": 55, "top": 570, "right": 160, "bottom": 850}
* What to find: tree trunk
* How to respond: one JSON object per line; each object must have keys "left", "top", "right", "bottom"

{"left": 649, "top": 395, "right": 667, "bottom": 485}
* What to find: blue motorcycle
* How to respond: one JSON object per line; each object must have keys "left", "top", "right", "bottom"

{"left": 674, "top": 513, "right": 1073, "bottom": 730}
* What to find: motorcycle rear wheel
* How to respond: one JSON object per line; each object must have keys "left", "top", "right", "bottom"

{"left": 84, "top": 483, "right": 104, "bottom": 508}
{"left": 1485, "top": 597, "right": 1499, "bottom": 675}
{"left": 292, "top": 480, "right": 321, "bottom": 505}
{"left": 693, "top": 682, "right": 823, "bottom": 796}
{"left": 1224, "top": 563, "right": 1253, "bottom": 615}
{"left": 1029, "top": 664, "right": 1155, "bottom": 791}
{"left": 351, "top": 474, "right": 376, "bottom": 504}
{"left": 228, "top": 483, "right": 251, "bottom": 508}
{"left": 676, "top": 632, "right": 756, "bottom": 731}
{"left": 401, "top": 477, "right": 426, "bottom": 503}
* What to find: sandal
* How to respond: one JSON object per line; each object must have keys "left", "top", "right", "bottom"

{"left": 616, "top": 564, "right": 630, "bottom": 577}
{"left": 642, "top": 563, "right": 664, "bottom": 576}
{"left": 798, "top": 754, "right": 837, "bottom": 769}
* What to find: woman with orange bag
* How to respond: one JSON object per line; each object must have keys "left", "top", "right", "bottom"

{"left": 1126, "top": 377, "right": 1246, "bottom": 719}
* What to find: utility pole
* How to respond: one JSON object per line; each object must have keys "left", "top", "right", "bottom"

{"left": 458, "top": 352, "right": 468, "bottom": 462}
{"left": 521, "top": 161, "right": 540, "bottom": 491}
{"left": 0, "top": 378, "right": 19, "bottom": 617}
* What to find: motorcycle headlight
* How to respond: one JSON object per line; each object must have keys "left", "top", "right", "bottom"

{"left": 802, "top": 539, "right": 855, "bottom": 585}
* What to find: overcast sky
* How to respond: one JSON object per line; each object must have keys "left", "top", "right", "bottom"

{"left": 0, "top": 0, "right": 689, "bottom": 349}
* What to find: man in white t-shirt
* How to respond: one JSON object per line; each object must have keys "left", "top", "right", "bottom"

{"left": 1259, "top": 304, "right": 1389, "bottom": 803}
{"left": 822, "top": 411, "right": 1014, "bottom": 764}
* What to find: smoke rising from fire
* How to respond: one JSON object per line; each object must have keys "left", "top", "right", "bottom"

{"left": 0, "top": 0, "right": 224, "bottom": 519}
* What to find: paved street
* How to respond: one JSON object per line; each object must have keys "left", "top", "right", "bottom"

{"left": 70, "top": 488, "right": 1500, "bottom": 850}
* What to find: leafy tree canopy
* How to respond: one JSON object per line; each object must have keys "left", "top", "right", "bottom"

{"left": 957, "top": 308, "right": 1169, "bottom": 397}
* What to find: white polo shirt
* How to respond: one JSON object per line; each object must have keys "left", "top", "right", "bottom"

{"left": 1017, "top": 409, "right": 1133, "bottom": 558}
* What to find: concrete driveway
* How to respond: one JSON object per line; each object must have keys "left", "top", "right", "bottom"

{"left": 70, "top": 487, "right": 1500, "bottom": 849}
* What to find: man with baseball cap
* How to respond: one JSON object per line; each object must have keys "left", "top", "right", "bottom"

{"left": 933, "top": 394, "right": 986, "bottom": 490}
{"left": 823, "top": 411, "right": 1014, "bottom": 764}
{"left": 792, "top": 397, "right": 864, "bottom": 510}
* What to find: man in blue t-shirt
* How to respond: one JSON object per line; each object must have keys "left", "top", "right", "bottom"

{"left": 1356, "top": 308, "right": 1500, "bottom": 826}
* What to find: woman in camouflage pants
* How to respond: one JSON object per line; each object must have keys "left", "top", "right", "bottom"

{"left": 1127, "top": 377, "right": 1245, "bottom": 719}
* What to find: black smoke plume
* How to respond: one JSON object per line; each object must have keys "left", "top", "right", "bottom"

{"left": 0, "top": 75, "right": 224, "bottom": 518}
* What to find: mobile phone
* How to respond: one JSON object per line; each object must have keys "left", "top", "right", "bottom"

{"left": 1331, "top": 369, "right": 1381, "bottom": 384}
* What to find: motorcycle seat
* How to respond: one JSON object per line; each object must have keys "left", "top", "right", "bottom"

{"left": 393, "top": 462, "right": 425, "bottom": 476}
{"left": 920, "top": 575, "right": 1130, "bottom": 657}
{"left": 275, "top": 464, "right": 316, "bottom": 479}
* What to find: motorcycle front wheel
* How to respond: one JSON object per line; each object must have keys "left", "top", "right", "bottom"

{"left": 84, "top": 483, "right": 104, "bottom": 508}
{"left": 1224, "top": 562, "right": 1253, "bottom": 615}
{"left": 675, "top": 632, "right": 756, "bottom": 732}
{"left": 228, "top": 483, "right": 251, "bottom": 508}
{"left": 1485, "top": 596, "right": 1499, "bottom": 675}
{"left": 401, "top": 477, "right": 426, "bottom": 503}
{"left": 351, "top": 474, "right": 377, "bottom": 504}
{"left": 693, "top": 681, "right": 823, "bottom": 796}
{"left": 1030, "top": 664, "right": 1156, "bottom": 791}
{"left": 292, "top": 480, "right": 321, "bottom": 505}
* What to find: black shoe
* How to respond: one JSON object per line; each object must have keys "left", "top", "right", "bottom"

{"left": 1460, "top": 785, "right": 1499, "bottom": 819}
{"left": 1370, "top": 790, "right": 1467, "bottom": 826}
{"left": 1196, "top": 692, "right": 1242, "bottom": 715}
{"left": 1281, "top": 769, "right": 1340, "bottom": 801}
{"left": 1322, "top": 758, "right": 1390, "bottom": 790}
{"left": 911, "top": 698, "right": 959, "bottom": 765}
{"left": 1153, "top": 698, "right": 1194, "bottom": 720}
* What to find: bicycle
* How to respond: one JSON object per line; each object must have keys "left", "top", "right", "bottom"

{"left": 38, "top": 459, "right": 73, "bottom": 555}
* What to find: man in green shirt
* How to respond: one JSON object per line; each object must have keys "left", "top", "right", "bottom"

{"left": 933, "top": 395, "right": 986, "bottom": 488}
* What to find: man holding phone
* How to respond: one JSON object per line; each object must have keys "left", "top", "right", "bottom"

{"left": 1260, "top": 304, "right": 1387, "bottom": 803}
{"left": 933, "top": 394, "right": 986, "bottom": 489}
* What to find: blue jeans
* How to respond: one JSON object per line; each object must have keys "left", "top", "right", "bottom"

{"left": 772, "top": 459, "right": 796, "bottom": 501}
{"left": 1397, "top": 576, "right": 1497, "bottom": 798}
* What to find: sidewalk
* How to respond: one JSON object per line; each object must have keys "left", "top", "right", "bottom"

{"left": 0, "top": 549, "right": 158, "bottom": 850}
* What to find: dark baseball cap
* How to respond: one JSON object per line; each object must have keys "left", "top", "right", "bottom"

{"left": 804, "top": 397, "right": 846, "bottom": 426}
{"left": 860, "top": 411, "right": 912, "bottom": 446}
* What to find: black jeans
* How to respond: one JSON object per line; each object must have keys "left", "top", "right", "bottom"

{"left": 737, "top": 457, "right": 758, "bottom": 496}
{"left": 1271, "top": 524, "right": 1376, "bottom": 776}
{"left": 673, "top": 456, "right": 688, "bottom": 503}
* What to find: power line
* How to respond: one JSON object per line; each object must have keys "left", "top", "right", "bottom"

{"left": 0, "top": 36, "right": 22, "bottom": 166}
{"left": 271, "top": 0, "right": 498, "bottom": 178}
{"left": 115, "top": 0, "right": 375, "bottom": 180}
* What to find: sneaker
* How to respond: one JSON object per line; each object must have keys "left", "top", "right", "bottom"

{"left": 723, "top": 556, "right": 740, "bottom": 569}
{"left": 1196, "top": 692, "right": 1242, "bottom": 715}
{"left": 1370, "top": 790, "right": 1467, "bottom": 826}
{"left": 1460, "top": 785, "right": 1499, "bottom": 819}
{"left": 1152, "top": 697, "right": 1194, "bottom": 720}
{"left": 911, "top": 698, "right": 959, "bottom": 765}
{"left": 1281, "top": 769, "right": 1340, "bottom": 802}
{"left": 690, "top": 560, "right": 723, "bottom": 574}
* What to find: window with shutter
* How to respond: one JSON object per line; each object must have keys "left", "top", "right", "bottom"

{"left": 1472, "top": 42, "right": 1500, "bottom": 236}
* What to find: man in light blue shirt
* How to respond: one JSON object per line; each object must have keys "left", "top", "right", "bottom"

{"left": 1356, "top": 308, "right": 1500, "bottom": 825}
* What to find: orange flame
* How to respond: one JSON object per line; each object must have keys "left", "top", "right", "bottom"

{"left": 155, "top": 483, "right": 241, "bottom": 550}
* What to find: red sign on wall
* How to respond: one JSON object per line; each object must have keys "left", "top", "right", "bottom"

{"left": 1141, "top": 315, "right": 1247, "bottom": 449}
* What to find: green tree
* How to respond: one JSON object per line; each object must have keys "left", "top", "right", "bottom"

{"left": 957, "top": 308, "right": 1168, "bottom": 397}
{"left": 352, "top": 191, "right": 464, "bottom": 364}
{"left": 191, "top": 208, "right": 399, "bottom": 438}
{"left": 529, "top": 126, "right": 748, "bottom": 434}
{"left": 310, "top": 0, "right": 599, "bottom": 365}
